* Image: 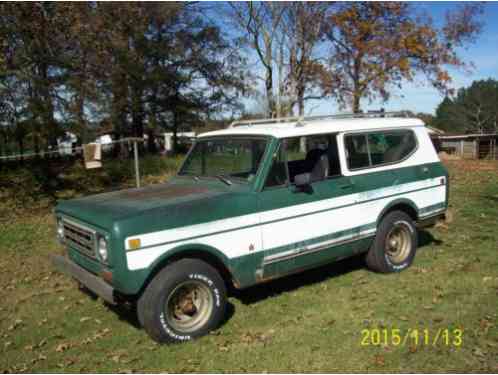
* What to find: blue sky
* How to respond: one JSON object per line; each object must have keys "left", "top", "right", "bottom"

{"left": 223, "top": 2, "right": 498, "bottom": 116}
{"left": 355, "top": 1, "right": 498, "bottom": 116}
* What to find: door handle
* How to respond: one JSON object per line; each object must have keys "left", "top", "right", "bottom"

{"left": 339, "top": 183, "right": 354, "bottom": 190}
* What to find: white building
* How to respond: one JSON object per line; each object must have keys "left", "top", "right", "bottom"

{"left": 163, "top": 132, "right": 196, "bottom": 152}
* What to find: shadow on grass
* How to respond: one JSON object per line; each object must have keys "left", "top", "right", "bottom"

{"left": 482, "top": 194, "right": 498, "bottom": 203}
{"left": 235, "top": 229, "right": 443, "bottom": 306}
{"left": 83, "top": 229, "right": 443, "bottom": 332}
{"left": 418, "top": 229, "right": 443, "bottom": 248}
{"left": 233, "top": 254, "right": 366, "bottom": 306}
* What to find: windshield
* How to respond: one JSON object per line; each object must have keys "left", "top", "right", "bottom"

{"left": 179, "top": 137, "right": 268, "bottom": 183}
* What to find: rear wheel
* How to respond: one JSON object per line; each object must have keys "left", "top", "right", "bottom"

{"left": 137, "top": 258, "right": 227, "bottom": 343}
{"left": 366, "top": 211, "right": 418, "bottom": 273}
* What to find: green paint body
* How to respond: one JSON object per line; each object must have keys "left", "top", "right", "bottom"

{"left": 55, "top": 136, "right": 448, "bottom": 296}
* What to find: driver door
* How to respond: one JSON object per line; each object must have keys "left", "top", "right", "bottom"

{"left": 257, "top": 134, "right": 357, "bottom": 279}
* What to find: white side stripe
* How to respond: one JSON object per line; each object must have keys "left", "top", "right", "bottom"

{"left": 125, "top": 177, "right": 442, "bottom": 250}
{"left": 126, "top": 178, "right": 446, "bottom": 271}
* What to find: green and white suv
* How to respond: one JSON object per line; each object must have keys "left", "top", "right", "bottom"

{"left": 52, "top": 112, "right": 448, "bottom": 343}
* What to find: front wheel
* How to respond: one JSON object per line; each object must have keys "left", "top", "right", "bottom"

{"left": 138, "top": 259, "right": 227, "bottom": 343}
{"left": 366, "top": 211, "right": 418, "bottom": 273}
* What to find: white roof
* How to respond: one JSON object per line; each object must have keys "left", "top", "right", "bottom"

{"left": 198, "top": 117, "right": 425, "bottom": 139}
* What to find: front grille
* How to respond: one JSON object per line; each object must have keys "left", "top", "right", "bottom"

{"left": 62, "top": 219, "right": 97, "bottom": 259}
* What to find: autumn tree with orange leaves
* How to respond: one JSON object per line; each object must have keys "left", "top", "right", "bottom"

{"left": 324, "top": 2, "right": 483, "bottom": 113}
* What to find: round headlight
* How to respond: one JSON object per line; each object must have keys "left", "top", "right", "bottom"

{"left": 98, "top": 237, "right": 108, "bottom": 262}
{"left": 57, "top": 220, "right": 64, "bottom": 239}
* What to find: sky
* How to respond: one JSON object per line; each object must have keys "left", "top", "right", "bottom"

{"left": 225, "top": 2, "right": 498, "bottom": 117}
{"left": 352, "top": 1, "right": 498, "bottom": 116}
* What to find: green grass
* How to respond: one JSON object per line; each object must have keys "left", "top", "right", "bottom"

{"left": 0, "top": 159, "right": 497, "bottom": 372}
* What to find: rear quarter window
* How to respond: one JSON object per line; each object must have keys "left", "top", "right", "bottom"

{"left": 345, "top": 129, "right": 417, "bottom": 170}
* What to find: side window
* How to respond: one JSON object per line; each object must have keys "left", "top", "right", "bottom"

{"left": 345, "top": 130, "right": 417, "bottom": 170}
{"left": 369, "top": 131, "right": 416, "bottom": 165}
{"left": 345, "top": 134, "right": 370, "bottom": 169}
{"left": 264, "top": 145, "right": 288, "bottom": 188}
{"left": 286, "top": 135, "right": 330, "bottom": 183}
{"left": 264, "top": 134, "right": 342, "bottom": 188}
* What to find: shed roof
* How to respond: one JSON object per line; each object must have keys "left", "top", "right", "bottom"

{"left": 437, "top": 133, "right": 498, "bottom": 140}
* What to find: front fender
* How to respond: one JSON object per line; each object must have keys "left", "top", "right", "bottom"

{"left": 121, "top": 243, "right": 237, "bottom": 296}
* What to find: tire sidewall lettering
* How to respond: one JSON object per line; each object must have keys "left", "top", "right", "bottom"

{"left": 189, "top": 273, "right": 221, "bottom": 307}
{"left": 159, "top": 311, "right": 192, "bottom": 341}
{"left": 157, "top": 272, "right": 221, "bottom": 341}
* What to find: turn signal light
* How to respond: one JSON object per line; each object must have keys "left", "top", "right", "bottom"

{"left": 128, "top": 238, "right": 141, "bottom": 250}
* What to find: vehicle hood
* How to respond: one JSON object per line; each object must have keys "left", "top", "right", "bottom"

{"left": 55, "top": 178, "right": 233, "bottom": 231}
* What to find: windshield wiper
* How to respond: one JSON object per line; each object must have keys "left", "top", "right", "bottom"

{"left": 215, "top": 174, "right": 232, "bottom": 186}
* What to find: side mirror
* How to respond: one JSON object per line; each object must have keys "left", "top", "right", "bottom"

{"left": 294, "top": 172, "right": 311, "bottom": 188}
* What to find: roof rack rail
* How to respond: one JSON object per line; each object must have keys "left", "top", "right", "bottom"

{"left": 229, "top": 111, "right": 411, "bottom": 128}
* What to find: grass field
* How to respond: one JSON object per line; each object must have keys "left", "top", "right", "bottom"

{"left": 0, "top": 159, "right": 497, "bottom": 373}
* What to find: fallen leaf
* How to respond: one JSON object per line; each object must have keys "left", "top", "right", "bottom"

{"left": 37, "top": 319, "right": 48, "bottom": 326}
{"left": 373, "top": 354, "right": 385, "bottom": 366}
{"left": 8, "top": 319, "right": 23, "bottom": 331}
{"left": 472, "top": 347, "right": 486, "bottom": 359}
{"left": 55, "top": 343, "right": 71, "bottom": 353}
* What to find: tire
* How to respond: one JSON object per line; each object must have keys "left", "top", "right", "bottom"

{"left": 366, "top": 210, "right": 418, "bottom": 273}
{"left": 137, "top": 258, "right": 226, "bottom": 344}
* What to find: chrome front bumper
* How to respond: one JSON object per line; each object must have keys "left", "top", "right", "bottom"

{"left": 50, "top": 254, "right": 116, "bottom": 304}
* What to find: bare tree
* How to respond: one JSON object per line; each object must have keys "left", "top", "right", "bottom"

{"left": 228, "top": 2, "right": 285, "bottom": 117}
{"left": 283, "top": 2, "right": 332, "bottom": 116}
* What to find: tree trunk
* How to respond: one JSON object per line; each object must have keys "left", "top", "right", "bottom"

{"left": 172, "top": 110, "right": 178, "bottom": 155}
{"left": 39, "top": 62, "right": 58, "bottom": 150}
{"left": 34, "top": 133, "right": 40, "bottom": 157}
{"left": 265, "top": 67, "right": 274, "bottom": 118}
{"left": 111, "top": 70, "right": 128, "bottom": 158}
{"left": 276, "top": 40, "right": 285, "bottom": 118}
{"left": 75, "top": 93, "right": 86, "bottom": 143}
{"left": 18, "top": 137, "right": 24, "bottom": 164}
{"left": 352, "top": 92, "right": 361, "bottom": 114}
{"left": 262, "top": 32, "right": 274, "bottom": 118}
{"left": 297, "top": 81, "right": 305, "bottom": 117}
{"left": 131, "top": 85, "right": 144, "bottom": 139}
{"left": 147, "top": 128, "right": 156, "bottom": 154}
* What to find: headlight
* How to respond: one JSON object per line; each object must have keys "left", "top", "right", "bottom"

{"left": 98, "top": 237, "right": 108, "bottom": 262}
{"left": 57, "top": 220, "right": 64, "bottom": 240}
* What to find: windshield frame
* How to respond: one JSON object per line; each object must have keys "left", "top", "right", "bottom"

{"left": 177, "top": 135, "right": 272, "bottom": 185}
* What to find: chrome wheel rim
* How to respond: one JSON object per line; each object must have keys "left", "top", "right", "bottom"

{"left": 385, "top": 222, "right": 412, "bottom": 264}
{"left": 165, "top": 281, "right": 213, "bottom": 333}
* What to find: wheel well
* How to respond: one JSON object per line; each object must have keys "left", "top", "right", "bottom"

{"left": 141, "top": 249, "right": 237, "bottom": 296}
{"left": 380, "top": 203, "right": 418, "bottom": 223}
